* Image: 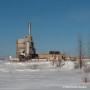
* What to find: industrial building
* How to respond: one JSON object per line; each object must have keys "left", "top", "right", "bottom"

{"left": 15, "top": 22, "right": 69, "bottom": 61}
{"left": 16, "top": 22, "right": 38, "bottom": 61}
{"left": 39, "top": 53, "right": 69, "bottom": 60}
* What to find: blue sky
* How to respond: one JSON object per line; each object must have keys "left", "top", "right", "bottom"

{"left": 0, "top": 0, "right": 90, "bottom": 58}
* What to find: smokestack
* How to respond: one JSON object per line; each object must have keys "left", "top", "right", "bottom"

{"left": 28, "top": 22, "right": 31, "bottom": 35}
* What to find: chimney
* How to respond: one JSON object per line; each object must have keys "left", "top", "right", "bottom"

{"left": 28, "top": 22, "right": 31, "bottom": 35}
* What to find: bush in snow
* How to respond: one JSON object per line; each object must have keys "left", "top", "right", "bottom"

{"left": 31, "top": 64, "right": 38, "bottom": 70}
{"left": 74, "top": 61, "right": 80, "bottom": 69}
{"left": 82, "top": 75, "right": 90, "bottom": 83}
{"left": 56, "top": 60, "right": 65, "bottom": 67}
{"left": 82, "top": 64, "right": 90, "bottom": 83}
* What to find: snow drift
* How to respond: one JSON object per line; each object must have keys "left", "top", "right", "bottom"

{"left": 0, "top": 60, "right": 75, "bottom": 72}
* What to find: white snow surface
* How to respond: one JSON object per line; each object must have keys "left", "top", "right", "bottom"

{"left": 0, "top": 60, "right": 90, "bottom": 90}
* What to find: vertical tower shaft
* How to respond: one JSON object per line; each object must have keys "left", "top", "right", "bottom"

{"left": 28, "top": 22, "right": 31, "bottom": 35}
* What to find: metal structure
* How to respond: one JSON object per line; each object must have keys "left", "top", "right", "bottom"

{"left": 16, "top": 22, "right": 38, "bottom": 61}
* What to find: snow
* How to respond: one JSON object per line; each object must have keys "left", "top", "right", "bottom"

{"left": 0, "top": 59, "right": 90, "bottom": 90}
{"left": 60, "top": 61, "right": 75, "bottom": 70}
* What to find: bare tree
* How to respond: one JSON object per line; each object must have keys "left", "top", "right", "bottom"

{"left": 77, "top": 35, "right": 84, "bottom": 69}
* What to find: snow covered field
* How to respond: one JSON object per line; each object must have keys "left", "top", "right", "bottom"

{"left": 0, "top": 60, "right": 90, "bottom": 90}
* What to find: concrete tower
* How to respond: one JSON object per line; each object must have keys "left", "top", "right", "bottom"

{"left": 16, "top": 21, "right": 38, "bottom": 61}
{"left": 25, "top": 21, "right": 36, "bottom": 55}
{"left": 28, "top": 22, "right": 31, "bottom": 35}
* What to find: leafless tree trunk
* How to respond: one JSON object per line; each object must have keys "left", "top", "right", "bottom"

{"left": 58, "top": 59, "right": 61, "bottom": 67}
{"left": 52, "top": 59, "right": 55, "bottom": 66}
{"left": 78, "top": 35, "right": 84, "bottom": 69}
